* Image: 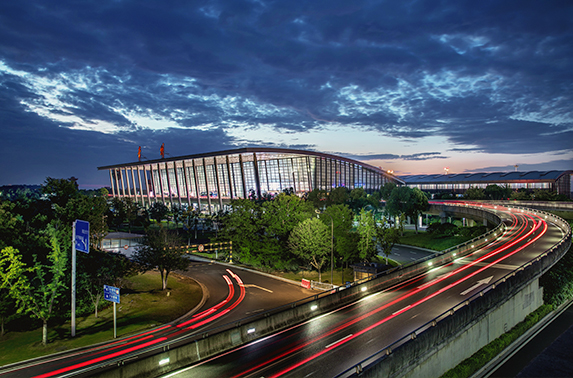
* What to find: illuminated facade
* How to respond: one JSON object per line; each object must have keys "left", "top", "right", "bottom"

{"left": 98, "top": 147, "right": 403, "bottom": 212}
{"left": 401, "top": 171, "right": 573, "bottom": 198}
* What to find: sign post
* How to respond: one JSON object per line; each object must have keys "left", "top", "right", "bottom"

{"left": 104, "top": 285, "right": 120, "bottom": 338}
{"left": 71, "top": 220, "right": 89, "bottom": 337}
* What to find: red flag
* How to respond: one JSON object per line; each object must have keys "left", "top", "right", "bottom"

{"left": 160, "top": 143, "right": 165, "bottom": 158}
{"left": 138, "top": 146, "right": 141, "bottom": 161}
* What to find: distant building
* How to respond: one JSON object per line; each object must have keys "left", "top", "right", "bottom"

{"left": 400, "top": 170, "right": 572, "bottom": 199}
{"left": 98, "top": 147, "right": 403, "bottom": 212}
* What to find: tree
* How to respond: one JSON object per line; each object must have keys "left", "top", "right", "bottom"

{"left": 319, "top": 204, "right": 356, "bottom": 267}
{"left": 386, "top": 186, "right": 413, "bottom": 235}
{"left": 377, "top": 220, "right": 400, "bottom": 264}
{"left": 356, "top": 209, "right": 377, "bottom": 261}
{"left": 485, "top": 184, "right": 511, "bottom": 200}
{"left": 349, "top": 188, "right": 368, "bottom": 211}
{"left": 0, "top": 287, "right": 17, "bottom": 337}
{"left": 408, "top": 188, "right": 429, "bottom": 234}
{"left": 288, "top": 218, "right": 330, "bottom": 282}
{"left": 329, "top": 187, "right": 349, "bottom": 206}
{"left": 0, "top": 225, "right": 68, "bottom": 346}
{"left": 78, "top": 250, "right": 137, "bottom": 318}
{"left": 0, "top": 200, "right": 23, "bottom": 250}
{"left": 464, "top": 187, "right": 486, "bottom": 200}
{"left": 149, "top": 202, "right": 170, "bottom": 223}
{"left": 306, "top": 189, "right": 328, "bottom": 209}
{"left": 510, "top": 188, "right": 532, "bottom": 201}
{"left": 132, "top": 226, "right": 190, "bottom": 290}
{"left": 219, "top": 199, "right": 264, "bottom": 266}
{"left": 42, "top": 177, "right": 79, "bottom": 208}
{"left": 259, "top": 193, "right": 313, "bottom": 269}
{"left": 380, "top": 182, "right": 397, "bottom": 200}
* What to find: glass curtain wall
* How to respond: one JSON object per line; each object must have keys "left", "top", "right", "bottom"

{"left": 104, "top": 150, "right": 393, "bottom": 213}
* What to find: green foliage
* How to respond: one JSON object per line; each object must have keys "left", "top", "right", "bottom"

{"left": 42, "top": 177, "right": 79, "bottom": 208}
{"left": 541, "top": 244, "right": 573, "bottom": 306}
{"left": 377, "top": 220, "right": 400, "bottom": 264}
{"left": 132, "top": 226, "right": 190, "bottom": 290}
{"left": 380, "top": 182, "right": 396, "bottom": 200}
{"left": 0, "top": 224, "right": 68, "bottom": 345}
{"left": 427, "top": 222, "right": 459, "bottom": 237}
{"left": 440, "top": 304, "right": 553, "bottom": 378}
{"left": 484, "top": 184, "right": 511, "bottom": 200}
{"left": 320, "top": 204, "right": 357, "bottom": 265}
{"left": 77, "top": 250, "right": 138, "bottom": 318}
{"left": 459, "top": 225, "right": 488, "bottom": 238}
{"left": 463, "top": 186, "right": 485, "bottom": 200}
{"left": 348, "top": 187, "right": 369, "bottom": 211}
{"left": 357, "top": 209, "right": 377, "bottom": 261}
{"left": 149, "top": 202, "right": 170, "bottom": 223}
{"left": 288, "top": 218, "right": 330, "bottom": 282}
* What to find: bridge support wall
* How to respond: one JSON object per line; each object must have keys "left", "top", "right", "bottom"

{"left": 357, "top": 224, "right": 570, "bottom": 378}
{"left": 90, "top": 205, "right": 569, "bottom": 378}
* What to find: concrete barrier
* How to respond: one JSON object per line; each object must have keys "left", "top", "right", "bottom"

{"left": 336, "top": 208, "right": 571, "bottom": 378}
{"left": 89, "top": 204, "right": 530, "bottom": 378}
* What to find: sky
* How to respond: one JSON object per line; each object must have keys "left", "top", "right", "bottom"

{"left": 1, "top": 0, "right": 572, "bottom": 189}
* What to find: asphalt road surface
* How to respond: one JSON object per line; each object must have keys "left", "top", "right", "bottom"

{"left": 0, "top": 261, "right": 316, "bottom": 378}
{"left": 161, "top": 203, "right": 568, "bottom": 378}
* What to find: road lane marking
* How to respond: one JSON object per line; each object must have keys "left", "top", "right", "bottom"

{"left": 325, "top": 334, "right": 353, "bottom": 349}
{"left": 244, "top": 284, "right": 273, "bottom": 293}
{"left": 460, "top": 276, "right": 493, "bottom": 296}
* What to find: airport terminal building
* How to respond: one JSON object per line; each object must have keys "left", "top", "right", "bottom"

{"left": 98, "top": 147, "right": 404, "bottom": 212}
{"left": 400, "top": 171, "right": 573, "bottom": 198}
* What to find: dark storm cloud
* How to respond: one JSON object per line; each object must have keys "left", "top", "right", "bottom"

{"left": 0, "top": 0, "right": 572, "bottom": 185}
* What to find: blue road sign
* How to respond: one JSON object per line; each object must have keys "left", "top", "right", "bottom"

{"left": 75, "top": 220, "right": 90, "bottom": 253}
{"left": 104, "top": 285, "right": 120, "bottom": 304}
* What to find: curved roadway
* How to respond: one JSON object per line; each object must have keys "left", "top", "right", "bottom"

{"left": 0, "top": 262, "right": 315, "bottom": 378}
{"left": 161, "top": 202, "right": 568, "bottom": 378}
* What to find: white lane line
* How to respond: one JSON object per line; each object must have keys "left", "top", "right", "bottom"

{"left": 243, "top": 284, "right": 273, "bottom": 293}
{"left": 325, "top": 334, "right": 353, "bottom": 349}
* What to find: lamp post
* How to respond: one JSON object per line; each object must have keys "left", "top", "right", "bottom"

{"left": 315, "top": 209, "right": 334, "bottom": 285}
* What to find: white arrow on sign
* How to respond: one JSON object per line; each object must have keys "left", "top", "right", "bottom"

{"left": 460, "top": 276, "right": 493, "bottom": 296}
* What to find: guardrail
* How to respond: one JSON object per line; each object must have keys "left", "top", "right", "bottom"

{"left": 86, "top": 203, "right": 513, "bottom": 377}
{"left": 333, "top": 204, "right": 572, "bottom": 378}
{"left": 84, "top": 201, "right": 573, "bottom": 378}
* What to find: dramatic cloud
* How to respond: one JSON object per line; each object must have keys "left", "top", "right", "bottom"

{"left": 0, "top": 0, "right": 571, "bottom": 186}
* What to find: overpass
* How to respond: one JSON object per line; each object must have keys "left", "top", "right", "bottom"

{"left": 0, "top": 202, "right": 569, "bottom": 377}
{"left": 91, "top": 202, "right": 570, "bottom": 377}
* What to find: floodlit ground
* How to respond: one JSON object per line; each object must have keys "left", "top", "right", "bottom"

{"left": 0, "top": 271, "right": 202, "bottom": 366}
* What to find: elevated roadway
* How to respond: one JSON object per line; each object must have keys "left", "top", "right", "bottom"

{"left": 160, "top": 202, "right": 569, "bottom": 378}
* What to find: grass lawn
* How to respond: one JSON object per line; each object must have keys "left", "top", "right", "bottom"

{"left": 399, "top": 229, "right": 475, "bottom": 251}
{"left": 0, "top": 271, "right": 202, "bottom": 367}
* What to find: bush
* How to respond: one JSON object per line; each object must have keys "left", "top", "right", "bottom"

{"left": 459, "top": 225, "right": 488, "bottom": 238}
{"left": 427, "top": 222, "right": 459, "bottom": 237}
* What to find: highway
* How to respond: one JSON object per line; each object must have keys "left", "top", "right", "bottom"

{"left": 161, "top": 203, "right": 568, "bottom": 378}
{"left": 0, "top": 262, "right": 316, "bottom": 378}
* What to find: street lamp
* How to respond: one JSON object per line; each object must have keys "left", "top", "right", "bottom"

{"left": 315, "top": 209, "right": 334, "bottom": 285}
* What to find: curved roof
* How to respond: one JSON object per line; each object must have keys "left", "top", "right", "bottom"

{"left": 98, "top": 147, "right": 404, "bottom": 184}
{"left": 399, "top": 170, "right": 572, "bottom": 184}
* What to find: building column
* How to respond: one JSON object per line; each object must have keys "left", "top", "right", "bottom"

{"left": 239, "top": 154, "right": 247, "bottom": 199}
{"left": 120, "top": 168, "right": 126, "bottom": 197}
{"left": 202, "top": 158, "right": 212, "bottom": 214}
{"left": 253, "top": 153, "right": 262, "bottom": 199}
{"left": 213, "top": 159, "right": 223, "bottom": 211}
{"left": 109, "top": 170, "right": 116, "bottom": 198}
{"left": 192, "top": 160, "right": 201, "bottom": 211}
{"left": 182, "top": 161, "right": 192, "bottom": 208}
{"left": 164, "top": 162, "right": 174, "bottom": 208}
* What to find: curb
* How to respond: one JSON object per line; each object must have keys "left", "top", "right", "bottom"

{"left": 186, "top": 254, "right": 314, "bottom": 288}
